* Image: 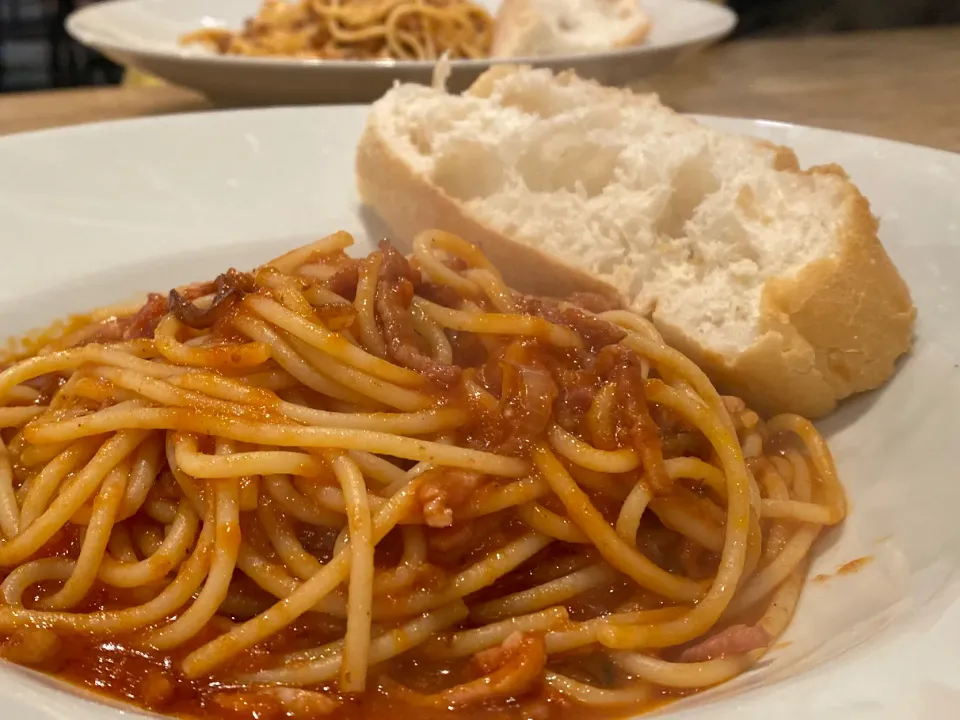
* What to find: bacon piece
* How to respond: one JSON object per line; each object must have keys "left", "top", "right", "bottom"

{"left": 679, "top": 624, "right": 770, "bottom": 663}
{"left": 500, "top": 365, "right": 557, "bottom": 452}
{"left": 559, "top": 308, "right": 626, "bottom": 350}
{"left": 56, "top": 292, "right": 166, "bottom": 347}
{"left": 554, "top": 381, "right": 596, "bottom": 434}
{"left": 378, "top": 240, "right": 418, "bottom": 284}
{"left": 22, "top": 373, "right": 64, "bottom": 401}
{"left": 453, "top": 632, "right": 545, "bottom": 705}
{"left": 169, "top": 269, "right": 256, "bottom": 329}
{"left": 313, "top": 302, "right": 358, "bottom": 330}
{"left": 448, "top": 330, "right": 488, "bottom": 368}
{"left": 495, "top": 341, "right": 558, "bottom": 456}
{"left": 567, "top": 291, "right": 622, "bottom": 314}
{"left": 414, "top": 279, "right": 462, "bottom": 308}
{"left": 376, "top": 241, "right": 460, "bottom": 385}
{"left": 515, "top": 343, "right": 643, "bottom": 438}
{"left": 377, "top": 281, "right": 460, "bottom": 385}
{"left": 464, "top": 340, "right": 560, "bottom": 454}
{"left": 595, "top": 343, "right": 637, "bottom": 374}
{"left": 418, "top": 469, "right": 484, "bottom": 528}
{"left": 103, "top": 281, "right": 215, "bottom": 343}
{"left": 324, "top": 259, "right": 361, "bottom": 300}
{"left": 122, "top": 293, "right": 168, "bottom": 339}
{"left": 518, "top": 296, "right": 626, "bottom": 351}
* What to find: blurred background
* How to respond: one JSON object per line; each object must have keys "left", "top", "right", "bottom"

{"left": 0, "top": 0, "right": 118, "bottom": 91}
{"left": 1, "top": 0, "right": 959, "bottom": 93}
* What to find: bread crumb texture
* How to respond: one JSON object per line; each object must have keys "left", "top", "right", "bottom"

{"left": 361, "top": 67, "right": 916, "bottom": 416}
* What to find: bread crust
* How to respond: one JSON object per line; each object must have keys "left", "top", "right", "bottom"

{"left": 356, "top": 68, "right": 916, "bottom": 418}
{"left": 658, "top": 159, "right": 915, "bottom": 418}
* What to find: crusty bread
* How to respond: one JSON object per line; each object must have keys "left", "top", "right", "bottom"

{"left": 355, "top": 66, "right": 916, "bottom": 418}
{"left": 492, "top": 0, "right": 651, "bottom": 58}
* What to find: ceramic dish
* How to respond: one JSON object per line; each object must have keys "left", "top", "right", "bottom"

{"left": 65, "top": 0, "right": 737, "bottom": 104}
{"left": 0, "top": 107, "right": 958, "bottom": 719}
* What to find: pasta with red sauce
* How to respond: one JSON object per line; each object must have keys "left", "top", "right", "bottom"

{"left": 0, "top": 230, "right": 846, "bottom": 719}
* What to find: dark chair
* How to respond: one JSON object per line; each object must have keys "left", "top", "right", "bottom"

{"left": 0, "top": 0, "right": 121, "bottom": 92}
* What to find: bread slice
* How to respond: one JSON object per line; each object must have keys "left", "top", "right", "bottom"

{"left": 492, "top": 0, "right": 651, "bottom": 58}
{"left": 355, "top": 66, "right": 916, "bottom": 418}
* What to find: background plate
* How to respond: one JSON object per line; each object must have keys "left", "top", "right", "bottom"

{"left": 66, "top": 0, "right": 737, "bottom": 104}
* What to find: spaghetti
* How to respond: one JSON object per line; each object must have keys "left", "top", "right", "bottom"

{"left": 0, "top": 230, "right": 846, "bottom": 720}
{"left": 180, "top": 0, "right": 494, "bottom": 61}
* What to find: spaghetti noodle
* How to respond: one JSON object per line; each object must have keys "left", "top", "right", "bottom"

{"left": 0, "top": 231, "right": 846, "bottom": 719}
{"left": 180, "top": 0, "right": 494, "bottom": 61}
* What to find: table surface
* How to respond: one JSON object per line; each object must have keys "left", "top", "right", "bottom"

{"left": 1, "top": 26, "right": 959, "bottom": 152}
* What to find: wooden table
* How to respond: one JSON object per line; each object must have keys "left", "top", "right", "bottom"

{"left": 1, "top": 26, "right": 959, "bottom": 151}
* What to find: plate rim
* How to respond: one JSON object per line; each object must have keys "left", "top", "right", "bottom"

{"left": 4, "top": 105, "right": 958, "bottom": 165}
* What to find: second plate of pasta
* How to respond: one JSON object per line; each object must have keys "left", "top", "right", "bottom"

{"left": 65, "top": 0, "right": 736, "bottom": 104}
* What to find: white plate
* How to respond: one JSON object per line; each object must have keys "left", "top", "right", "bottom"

{"left": 65, "top": 0, "right": 736, "bottom": 104}
{"left": 0, "top": 107, "right": 959, "bottom": 720}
